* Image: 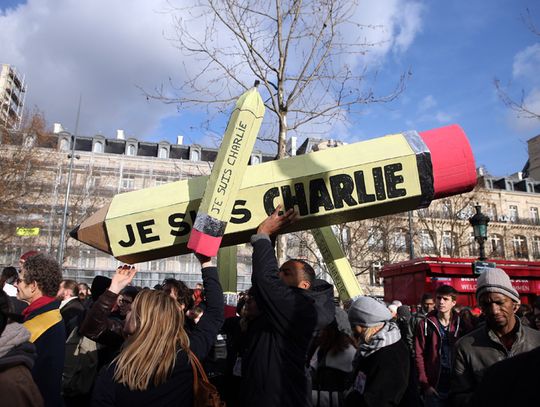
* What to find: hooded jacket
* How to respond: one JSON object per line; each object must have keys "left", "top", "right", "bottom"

{"left": 0, "top": 323, "right": 44, "bottom": 407}
{"left": 241, "top": 235, "right": 335, "bottom": 407}
{"left": 414, "top": 309, "right": 466, "bottom": 391}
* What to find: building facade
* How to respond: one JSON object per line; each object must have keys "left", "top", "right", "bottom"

{"left": 1, "top": 126, "right": 540, "bottom": 295}
{"left": 0, "top": 64, "right": 26, "bottom": 130}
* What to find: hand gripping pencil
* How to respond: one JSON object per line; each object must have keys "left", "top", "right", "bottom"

{"left": 187, "top": 86, "right": 265, "bottom": 256}
{"left": 71, "top": 124, "right": 477, "bottom": 264}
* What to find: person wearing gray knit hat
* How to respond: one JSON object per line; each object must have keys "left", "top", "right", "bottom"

{"left": 450, "top": 267, "right": 540, "bottom": 406}
{"left": 475, "top": 267, "right": 520, "bottom": 303}
{"left": 348, "top": 296, "right": 392, "bottom": 327}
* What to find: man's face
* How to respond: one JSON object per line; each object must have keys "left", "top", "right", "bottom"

{"left": 56, "top": 282, "right": 72, "bottom": 300}
{"left": 15, "top": 267, "right": 34, "bottom": 302}
{"left": 422, "top": 298, "right": 435, "bottom": 313}
{"left": 479, "top": 292, "right": 517, "bottom": 331}
{"left": 278, "top": 260, "right": 309, "bottom": 289}
{"left": 435, "top": 294, "right": 456, "bottom": 314}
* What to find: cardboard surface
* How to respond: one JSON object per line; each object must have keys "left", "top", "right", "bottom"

{"left": 311, "top": 226, "right": 363, "bottom": 300}
{"left": 72, "top": 125, "right": 476, "bottom": 263}
{"left": 217, "top": 245, "right": 238, "bottom": 292}
{"left": 188, "top": 87, "right": 264, "bottom": 255}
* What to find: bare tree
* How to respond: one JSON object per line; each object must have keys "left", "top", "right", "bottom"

{"left": 152, "top": 0, "right": 407, "bottom": 156}
{"left": 149, "top": 0, "right": 408, "bottom": 261}
{"left": 494, "top": 8, "right": 539, "bottom": 121}
{"left": 0, "top": 109, "right": 56, "bottom": 243}
{"left": 415, "top": 187, "right": 486, "bottom": 257}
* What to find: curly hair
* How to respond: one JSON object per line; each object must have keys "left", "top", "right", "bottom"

{"left": 22, "top": 253, "right": 62, "bottom": 297}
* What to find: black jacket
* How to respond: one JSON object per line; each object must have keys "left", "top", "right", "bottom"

{"left": 26, "top": 300, "right": 66, "bottom": 407}
{"left": 345, "top": 340, "right": 410, "bottom": 407}
{"left": 241, "top": 235, "right": 335, "bottom": 407}
{"left": 60, "top": 298, "right": 85, "bottom": 338}
{"left": 91, "top": 266, "right": 224, "bottom": 407}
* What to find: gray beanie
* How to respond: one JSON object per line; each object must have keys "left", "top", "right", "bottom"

{"left": 476, "top": 268, "right": 520, "bottom": 303}
{"left": 348, "top": 296, "right": 392, "bottom": 327}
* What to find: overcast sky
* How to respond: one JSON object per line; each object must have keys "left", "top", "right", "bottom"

{"left": 1, "top": 0, "right": 540, "bottom": 176}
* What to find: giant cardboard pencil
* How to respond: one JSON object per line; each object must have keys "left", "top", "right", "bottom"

{"left": 311, "top": 226, "right": 362, "bottom": 300}
{"left": 71, "top": 125, "right": 477, "bottom": 264}
{"left": 217, "top": 245, "right": 238, "bottom": 293}
{"left": 188, "top": 87, "right": 265, "bottom": 256}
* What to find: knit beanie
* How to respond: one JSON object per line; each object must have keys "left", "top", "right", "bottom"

{"left": 476, "top": 268, "right": 520, "bottom": 303}
{"left": 348, "top": 296, "right": 392, "bottom": 327}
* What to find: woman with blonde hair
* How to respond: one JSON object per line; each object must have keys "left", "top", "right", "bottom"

{"left": 345, "top": 297, "right": 410, "bottom": 407}
{"left": 92, "top": 255, "right": 224, "bottom": 406}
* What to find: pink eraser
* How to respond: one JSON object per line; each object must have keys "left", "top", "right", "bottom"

{"left": 187, "top": 229, "right": 223, "bottom": 257}
{"left": 419, "top": 124, "right": 477, "bottom": 199}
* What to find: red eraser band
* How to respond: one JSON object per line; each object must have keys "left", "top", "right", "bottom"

{"left": 187, "top": 229, "right": 223, "bottom": 257}
{"left": 419, "top": 124, "right": 477, "bottom": 199}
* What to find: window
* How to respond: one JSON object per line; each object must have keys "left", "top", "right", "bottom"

{"left": 390, "top": 228, "right": 408, "bottom": 252}
{"left": 442, "top": 231, "right": 458, "bottom": 256}
{"left": 469, "top": 233, "right": 478, "bottom": 257}
{"left": 531, "top": 207, "right": 539, "bottom": 224}
{"left": 533, "top": 237, "right": 540, "bottom": 259}
{"left": 512, "top": 235, "right": 528, "bottom": 259}
{"left": 148, "top": 259, "right": 166, "bottom": 271}
{"left": 508, "top": 205, "right": 518, "bottom": 222}
{"left": 60, "top": 138, "right": 70, "bottom": 151}
{"left": 127, "top": 144, "right": 136, "bottom": 156}
{"left": 79, "top": 250, "right": 96, "bottom": 269}
{"left": 420, "top": 230, "right": 435, "bottom": 254}
{"left": 441, "top": 201, "right": 452, "bottom": 218}
{"left": 486, "top": 203, "right": 497, "bottom": 220}
{"left": 93, "top": 141, "right": 103, "bottom": 153}
{"left": 121, "top": 175, "right": 135, "bottom": 190}
{"left": 370, "top": 261, "right": 383, "bottom": 286}
{"left": 251, "top": 155, "right": 260, "bottom": 165}
{"left": 158, "top": 147, "right": 168, "bottom": 159}
{"left": 190, "top": 149, "right": 200, "bottom": 161}
{"left": 155, "top": 176, "right": 169, "bottom": 186}
{"left": 367, "top": 227, "right": 384, "bottom": 251}
{"left": 489, "top": 234, "right": 505, "bottom": 258}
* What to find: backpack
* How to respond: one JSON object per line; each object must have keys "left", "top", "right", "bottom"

{"left": 62, "top": 327, "right": 99, "bottom": 397}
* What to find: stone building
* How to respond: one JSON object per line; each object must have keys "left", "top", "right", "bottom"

{"left": 1, "top": 125, "right": 540, "bottom": 294}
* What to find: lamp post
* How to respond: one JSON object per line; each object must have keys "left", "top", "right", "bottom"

{"left": 58, "top": 94, "right": 82, "bottom": 265}
{"left": 469, "top": 204, "right": 490, "bottom": 261}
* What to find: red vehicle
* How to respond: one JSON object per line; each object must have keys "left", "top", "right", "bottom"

{"left": 381, "top": 257, "right": 540, "bottom": 306}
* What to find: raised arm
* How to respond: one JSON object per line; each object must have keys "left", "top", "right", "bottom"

{"left": 188, "top": 254, "right": 225, "bottom": 359}
{"left": 79, "top": 265, "right": 136, "bottom": 342}
{"left": 250, "top": 206, "right": 310, "bottom": 334}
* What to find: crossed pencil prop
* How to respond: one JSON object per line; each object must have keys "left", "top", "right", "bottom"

{"left": 71, "top": 85, "right": 477, "bottom": 300}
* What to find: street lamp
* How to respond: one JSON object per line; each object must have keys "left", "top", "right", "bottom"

{"left": 469, "top": 204, "right": 490, "bottom": 261}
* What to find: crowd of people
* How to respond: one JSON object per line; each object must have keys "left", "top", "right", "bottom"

{"left": 1, "top": 207, "right": 539, "bottom": 406}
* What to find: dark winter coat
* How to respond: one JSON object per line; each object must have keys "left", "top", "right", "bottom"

{"left": 241, "top": 235, "right": 335, "bottom": 407}
{"left": 450, "top": 318, "right": 540, "bottom": 407}
{"left": 24, "top": 300, "right": 66, "bottom": 407}
{"left": 414, "top": 309, "right": 466, "bottom": 391}
{"left": 468, "top": 345, "right": 540, "bottom": 407}
{"left": 91, "top": 266, "right": 224, "bottom": 407}
{"left": 60, "top": 297, "right": 85, "bottom": 338}
{"left": 344, "top": 339, "right": 410, "bottom": 407}
{"left": 0, "top": 323, "right": 44, "bottom": 407}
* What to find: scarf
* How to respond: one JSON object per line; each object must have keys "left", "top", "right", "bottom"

{"left": 355, "top": 321, "right": 402, "bottom": 359}
{"left": 22, "top": 296, "right": 56, "bottom": 319}
{"left": 0, "top": 323, "right": 31, "bottom": 358}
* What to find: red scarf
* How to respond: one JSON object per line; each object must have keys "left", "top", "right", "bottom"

{"left": 22, "top": 296, "right": 57, "bottom": 320}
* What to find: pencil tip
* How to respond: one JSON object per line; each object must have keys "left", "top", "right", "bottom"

{"left": 69, "top": 225, "right": 80, "bottom": 240}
